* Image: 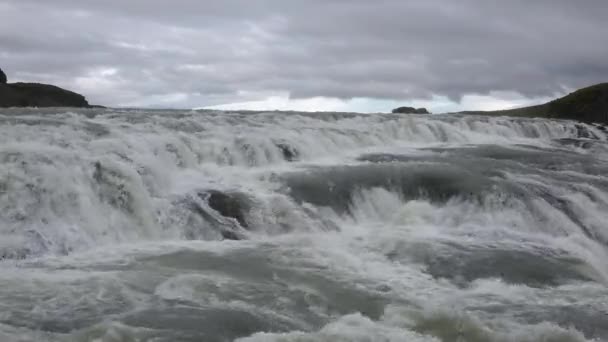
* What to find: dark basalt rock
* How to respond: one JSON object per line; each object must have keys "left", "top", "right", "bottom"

{"left": 392, "top": 106, "right": 430, "bottom": 114}
{"left": 0, "top": 82, "right": 90, "bottom": 108}
{"left": 177, "top": 191, "right": 246, "bottom": 241}
{"left": 204, "top": 190, "right": 250, "bottom": 229}
{"left": 0, "top": 67, "right": 102, "bottom": 108}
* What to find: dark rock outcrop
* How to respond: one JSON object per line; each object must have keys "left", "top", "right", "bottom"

{"left": 205, "top": 190, "right": 250, "bottom": 229}
{"left": 0, "top": 68, "right": 100, "bottom": 108}
{"left": 461, "top": 83, "right": 608, "bottom": 124}
{"left": 575, "top": 124, "right": 600, "bottom": 140}
{"left": 0, "top": 82, "right": 90, "bottom": 108}
{"left": 392, "top": 106, "right": 430, "bottom": 114}
{"left": 0, "top": 68, "right": 6, "bottom": 84}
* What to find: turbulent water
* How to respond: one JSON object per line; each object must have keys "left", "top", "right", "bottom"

{"left": 1, "top": 108, "right": 608, "bottom": 342}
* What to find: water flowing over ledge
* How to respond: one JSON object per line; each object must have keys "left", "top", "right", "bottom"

{"left": 1, "top": 109, "right": 607, "bottom": 341}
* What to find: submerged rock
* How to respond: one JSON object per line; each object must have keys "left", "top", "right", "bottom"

{"left": 220, "top": 230, "right": 242, "bottom": 241}
{"left": 555, "top": 138, "right": 594, "bottom": 149}
{"left": 92, "top": 161, "right": 136, "bottom": 214}
{"left": 392, "top": 107, "right": 430, "bottom": 114}
{"left": 575, "top": 124, "right": 600, "bottom": 140}
{"left": 276, "top": 143, "right": 299, "bottom": 162}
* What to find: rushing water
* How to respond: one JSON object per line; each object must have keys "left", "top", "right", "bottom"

{"left": 1, "top": 108, "right": 608, "bottom": 341}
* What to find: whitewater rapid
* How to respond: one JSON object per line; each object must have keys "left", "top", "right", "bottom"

{"left": 0, "top": 108, "right": 607, "bottom": 341}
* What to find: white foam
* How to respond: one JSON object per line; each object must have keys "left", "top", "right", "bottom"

{"left": 1, "top": 109, "right": 607, "bottom": 340}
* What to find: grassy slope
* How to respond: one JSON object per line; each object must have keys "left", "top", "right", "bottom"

{"left": 461, "top": 83, "right": 608, "bottom": 124}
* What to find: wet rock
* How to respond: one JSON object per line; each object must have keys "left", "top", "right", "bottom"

{"left": 177, "top": 191, "right": 248, "bottom": 241}
{"left": 92, "top": 161, "right": 134, "bottom": 213}
{"left": 392, "top": 107, "right": 430, "bottom": 114}
{"left": 220, "top": 230, "right": 242, "bottom": 241}
{"left": 204, "top": 190, "right": 250, "bottom": 228}
{"left": 276, "top": 143, "right": 299, "bottom": 162}
{"left": 93, "top": 161, "right": 103, "bottom": 182}
{"left": 575, "top": 124, "right": 599, "bottom": 140}
{"left": 555, "top": 138, "right": 594, "bottom": 149}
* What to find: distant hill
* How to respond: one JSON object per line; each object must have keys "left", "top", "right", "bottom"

{"left": 0, "top": 67, "right": 101, "bottom": 108}
{"left": 460, "top": 83, "right": 608, "bottom": 124}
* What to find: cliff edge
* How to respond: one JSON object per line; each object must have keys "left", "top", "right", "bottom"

{"left": 0, "top": 67, "right": 99, "bottom": 108}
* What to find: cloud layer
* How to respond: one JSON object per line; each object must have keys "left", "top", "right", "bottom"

{"left": 1, "top": 0, "right": 607, "bottom": 110}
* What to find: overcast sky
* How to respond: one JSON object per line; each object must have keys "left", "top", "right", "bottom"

{"left": 1, "top": 1, "right": 607, "bottom": 112}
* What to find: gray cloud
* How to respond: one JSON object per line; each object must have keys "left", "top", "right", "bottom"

{"left": 1, "top": 0, "right": 607, "bottom": 108}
